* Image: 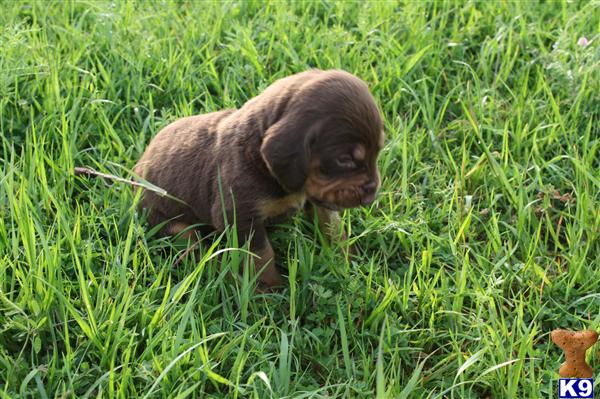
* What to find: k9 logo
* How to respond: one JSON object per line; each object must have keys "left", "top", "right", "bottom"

{"left": 558, "top": 379, "right": 594, "bottom": 398}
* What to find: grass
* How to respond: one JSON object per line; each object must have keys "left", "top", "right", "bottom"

{"left": 1, "top": 0, "right": 600, "bottom": 397}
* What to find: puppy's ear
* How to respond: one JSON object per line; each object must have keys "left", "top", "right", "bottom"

{"left": 260, "top": 116, "right": 312, "bottom": 193}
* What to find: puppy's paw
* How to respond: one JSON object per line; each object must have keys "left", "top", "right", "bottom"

{"left": 256, "top": 267, "right": 285, "bottom": 292}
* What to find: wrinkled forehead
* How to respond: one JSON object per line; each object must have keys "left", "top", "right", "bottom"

{"left": 314, "top": 136, "right": 384, "bottom": 167}
{"left": 317, "top": 117, "right": 384, "bottom": 149}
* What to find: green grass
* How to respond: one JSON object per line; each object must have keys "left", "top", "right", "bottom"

{"left": 1, "top": 1, "right": 600, "bottom": 397}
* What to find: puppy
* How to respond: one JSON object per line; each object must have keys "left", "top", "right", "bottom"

{"left": 134, "top": 69, "right": 384, "bottom": 288}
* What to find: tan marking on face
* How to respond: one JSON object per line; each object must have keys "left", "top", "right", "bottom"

{"left": 353, "top": 144, "right": 366, "bottom": 161}
{"left": 257, "top": 192, "right": 306, "bottom": 219}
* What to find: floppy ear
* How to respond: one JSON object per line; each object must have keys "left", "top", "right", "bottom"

{"left": 260, "top": 116, "right": 312, "bottom": 193}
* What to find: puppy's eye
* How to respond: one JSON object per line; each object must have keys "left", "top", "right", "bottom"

{"left": 335, "top": 154, "right": 356, "bottom": 169}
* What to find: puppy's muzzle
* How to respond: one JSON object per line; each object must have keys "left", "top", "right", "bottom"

{"left": 360, "top": 180, "right": 378, "bottom": 205}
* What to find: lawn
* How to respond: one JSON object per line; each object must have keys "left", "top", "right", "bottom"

{"left": 1, "top": 1, "right": 600, "bottom": 397}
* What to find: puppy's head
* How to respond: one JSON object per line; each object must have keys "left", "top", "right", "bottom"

{"left": 260, "top": 70, "right": 384, "bottom": 210}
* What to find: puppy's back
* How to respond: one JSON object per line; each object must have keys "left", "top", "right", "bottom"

{"left": 135, "top": 109, "right": 235, "bottom": 226}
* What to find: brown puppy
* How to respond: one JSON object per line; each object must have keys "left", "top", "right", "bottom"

{"left": 135, "top": 69, "right": 384, "bottom": 288}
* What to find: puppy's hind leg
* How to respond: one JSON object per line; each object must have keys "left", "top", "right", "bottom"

{"left": 167, "top": 221, "right": 205, "bottom": 268}
{"left": 167, "top": 221, "right": 199, "bottom": 241}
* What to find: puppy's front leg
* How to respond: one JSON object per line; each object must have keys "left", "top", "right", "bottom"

{"left": 211, "top": 200, "right": 283, "bottom": 289}
{"left": 246, "top": 225, "right": 284, "bottom": 289}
